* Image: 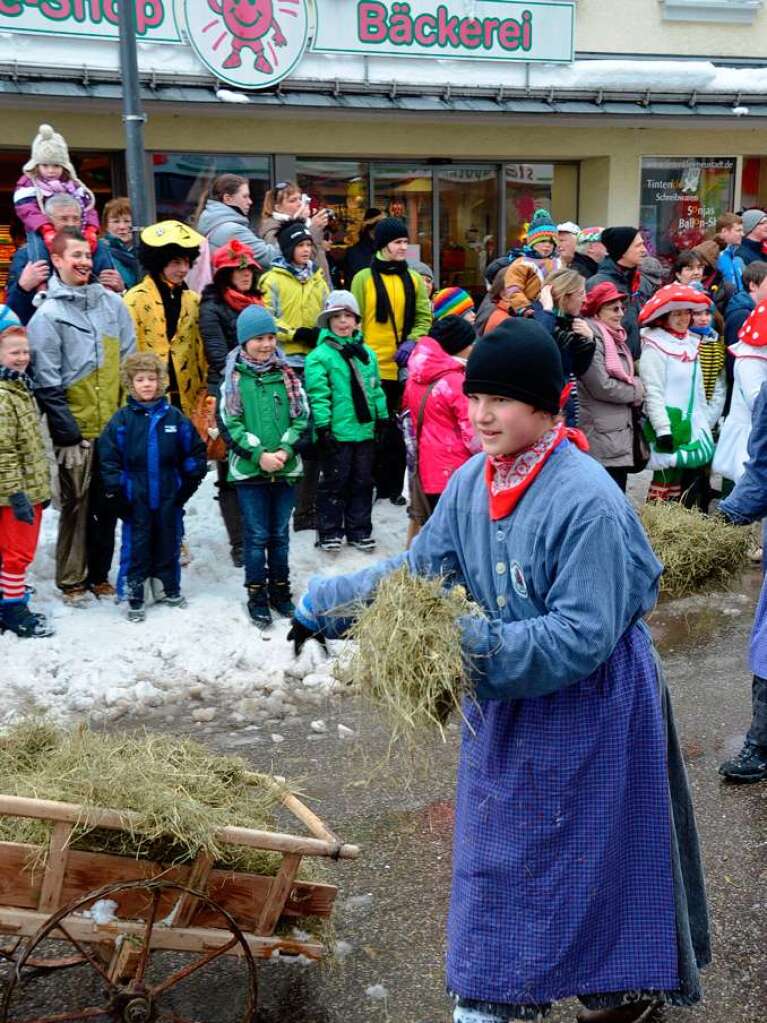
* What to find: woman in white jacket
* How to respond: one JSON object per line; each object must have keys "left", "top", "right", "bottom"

{"left": 638, "top": 284, "right": 717, "bottom": 505}
{"left": 713, "top": 300, "right": 767, "bottom": 487}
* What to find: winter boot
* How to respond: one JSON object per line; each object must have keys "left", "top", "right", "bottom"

{"left": 246, "top": 583, "right": 272, "bottom": 629}
{"left": 719, "top": 741, "right": 767, "bottom": 783}
{"left": 576, "top": 1001, "right": 667, "bottom": 1023}
{"left": 158, "top": 593, "right": 187, "bottom": 609}
{"left": 218, "top": 486, "right": 244, "bottom": 567}
{"left": 269, "top": 579, "right": 295, "bottom": 617}
{"left": 349, "top": 537, "right": 376, "bottom": 553}
{"left": 127, "top": 584, "right": 146, "bottom": 623}
{"left": 0, "top": 599, "right": 54, "bottom": 639}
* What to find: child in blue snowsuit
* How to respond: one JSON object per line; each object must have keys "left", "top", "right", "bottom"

{"left": 98, "top": 352, "right": 207, "bottom": 621}
{"left": 719, "top": 380, "right": 767, "bottom": 782}
{"left": 288, "top": 319, "right": 709, "bottom": 1023}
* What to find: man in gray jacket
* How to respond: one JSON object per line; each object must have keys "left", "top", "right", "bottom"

{"left": 27, "top": 228, "right": 135, "bottom": 605}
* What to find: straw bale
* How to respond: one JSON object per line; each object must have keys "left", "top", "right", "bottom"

{"left": 640, "top": 502, "right": 751, "bottom": 598}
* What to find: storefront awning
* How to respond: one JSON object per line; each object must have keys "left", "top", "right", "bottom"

{"left": 0, "top": 69, "right": 765, "bottom": 120}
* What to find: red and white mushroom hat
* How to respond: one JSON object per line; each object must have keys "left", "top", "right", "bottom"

{"left": 638, "top": 283, "right": 711, "bottom": 326}
{"left": 738, "top": 301, "right": 767, "bottom": 348}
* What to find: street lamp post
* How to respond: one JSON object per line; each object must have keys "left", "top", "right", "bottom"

{"left": 117, "top": 0, "right": 148, "bottom": 236}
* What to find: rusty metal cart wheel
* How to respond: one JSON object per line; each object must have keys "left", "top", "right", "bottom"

{"left": 0, "top": 880, "right": 258, "bottom": 1023}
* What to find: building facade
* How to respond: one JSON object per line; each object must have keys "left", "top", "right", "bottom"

{"left": 0, "top": 0, "right": 765, "bottom": 288}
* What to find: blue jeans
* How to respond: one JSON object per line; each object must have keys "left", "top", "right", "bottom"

{"left": 236, "top": 481, "right": 295, "bottom": 586}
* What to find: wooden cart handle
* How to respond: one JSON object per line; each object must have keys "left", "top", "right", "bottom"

{"left": 0, "top": 795, "right": 359, "bottom": 860}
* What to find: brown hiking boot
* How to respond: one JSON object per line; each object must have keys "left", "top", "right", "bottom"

{"left": 60, "top": 585, "right": 93, "bottom": 608}
{"left": 89, "top": 581, "right": 116, "bottom": 600}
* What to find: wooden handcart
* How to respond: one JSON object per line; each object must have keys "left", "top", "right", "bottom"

{"left": 0, "top": 789, "right": 358, "bottom": 1022}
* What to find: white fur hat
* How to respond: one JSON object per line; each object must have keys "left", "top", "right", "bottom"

{"left": 23, "top": 124, "right": 77, "bottom": 179}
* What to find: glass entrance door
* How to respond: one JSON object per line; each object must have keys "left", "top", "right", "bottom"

{"left": 372, "top": 164, "right": 434, "bottom": 270}
{"left": 438, "top": 166, "right": 498, "bottom": 300}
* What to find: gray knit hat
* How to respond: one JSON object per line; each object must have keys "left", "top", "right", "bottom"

{"left": 410, "top": 260, "right": 434, "bottom": 281}
{"left": 741, "top": 208, "right": 767, "bottom": 236}
{"left": 317, "top": 290, "right": 361, "bottom": 329}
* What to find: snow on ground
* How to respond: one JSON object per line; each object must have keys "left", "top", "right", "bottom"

{"left": 1, "top": 469, "right": 408, "bottom": 725}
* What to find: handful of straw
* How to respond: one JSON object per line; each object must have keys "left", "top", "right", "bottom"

{"left": 0, "top": 720, "right": 294, "bottom": 876}
{"left": 340, "top": 567, "right": 481, "bottom": 738}
{"left": 640, "top": 502, "right": 751, "bottom": 598}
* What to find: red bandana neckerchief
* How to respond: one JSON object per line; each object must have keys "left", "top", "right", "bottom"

{"left": 484, "top": 422, "right": 589, "bottom": 521}
{"left": 224, "top": 288, "right": 263, "bottom": 314}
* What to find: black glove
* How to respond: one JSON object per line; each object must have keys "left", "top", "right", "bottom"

{"left": 105, "top": 491, "right": 133, "bottom": 521}
{"left": 316, "top": 427, "right": 339, "bottom": 457}
{"left": 375, "top": 419, "right": 389, "bottom": 446}
{"left": 175, "top": 480, "right": 199, "bottom": 507}
{"left": 655, "top": 433, "right": 675, "bottom": 453}
{"left": 9, "top": 492, "right": 34, "bottom": 525}
{"left": 287, "top": 618, "right": 327, "bottom": 657}
{"left": 292, "top": 326, "right": 320, "bottom": 350}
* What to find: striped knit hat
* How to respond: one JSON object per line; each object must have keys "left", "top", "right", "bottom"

{"left": 432, "top": 287, "right": 474, "bottom": 320}
{"left": 525, "top": 208, "right": 558, "bottom": 248}
{"left": 577, "top": 226, "right": 604, "bottom": 245}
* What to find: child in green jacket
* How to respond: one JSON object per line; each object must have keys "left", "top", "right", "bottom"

{"left": 218, "top": 306, "right": 309, "bottom": 628}
{"left": 304, "top": 291, "right": 389, "bottom": 552}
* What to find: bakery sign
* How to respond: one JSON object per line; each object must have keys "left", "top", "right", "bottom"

{"left": 0, "top": 0, "right": 575, "bottom": 87}
{"left": 313, "top": 1, "right": 575, "bottom": 64}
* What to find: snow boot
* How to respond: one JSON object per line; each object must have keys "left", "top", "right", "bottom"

{"left": 218, "top": 486, "right": 244, "bottom": 567}
{"left": 719, "top": 741, "right": 767, "bottom": 783}
{"left": 349, "top": 537, "right": 376, "bottom": 553}
{"left": 159, "top": 593, "right": 187, "bottom": 609}
{"left": 317, "top": 537, "right": 342, "bottom": 552}
{"left": 0, "top": 599, "right": 54, "bottom": 639}
{"left": 576, "top": 1001, "right": 667, "bottom": 1023}
{"left": 127, "top": 604, "right": 146, "bottom": 623}
{"left": 269, "top": 579, "right": 295, "bottom": 617}
{"left": 246, "top": 583, "right": 272, "bottom": 629}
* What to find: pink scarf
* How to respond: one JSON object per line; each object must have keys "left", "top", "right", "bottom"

{"left": 591, "top": 319, "right": 634, "bottom": 384}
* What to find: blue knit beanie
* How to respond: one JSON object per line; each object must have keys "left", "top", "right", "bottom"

{"left": 236, "top": 305, "right": 277, "bottom": 345}
{"left": 0, "top": 304, "right": 21, "bottom": 334}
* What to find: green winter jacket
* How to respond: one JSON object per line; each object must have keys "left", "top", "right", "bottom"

{"left": 0, "top": 368, "right": 50, "bottom": 507}
{"left": 219, "top": 358, "right": 309, "bottom": 485}
{"left": 304, "top": 329, "right": 389, "bottom": 442}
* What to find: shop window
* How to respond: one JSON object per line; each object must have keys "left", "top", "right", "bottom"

{"left": 639, "top": 157, "right": 737, "bottom": 265}
{"left": 296, "top": 160, "right": 369, "bottom": 285}
{"left": 741, "top": 157, "right": 767, "bottom": 211}
{"left": 505, "top": 163, "right": 554, "bottom": 252}
{"left": 438, "top": 167, "right": 498, "bottom": 297}
{"left": 152, "top": 153, "right": 270, "bottom": 227}
{"left": 373, "top": 164, "right": 434, "bottom": 270}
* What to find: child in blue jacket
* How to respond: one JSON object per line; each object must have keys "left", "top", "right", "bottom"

{"left": 98, "top": 352, "right": 207, "bottom": 622}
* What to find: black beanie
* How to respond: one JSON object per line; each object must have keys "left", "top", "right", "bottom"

{"left": 277, "top": 219, "right": 312, "bottom": 262}
{"left": 463, "top": 319, "right": 564, "bottom": 415}
{"left": 374, "top": 217, "right": 409, "bottom": 251}
{"left": 430, "top": 315, "right": 476, "bottom": 356}
{"left": 601, "top": 226, "right": 639, "bottom": 264}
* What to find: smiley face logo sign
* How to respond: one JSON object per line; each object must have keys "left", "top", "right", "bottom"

{"left": 185, "top": 0, "right": 309, "bottom": 89}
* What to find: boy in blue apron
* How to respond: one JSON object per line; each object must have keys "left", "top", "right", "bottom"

{"left": 289, "top": 319, "right": 710, "bottom": 1023}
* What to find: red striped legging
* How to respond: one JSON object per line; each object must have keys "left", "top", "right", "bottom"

{"left": 0, "top": 504, "right": 42, "bottom": 601}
